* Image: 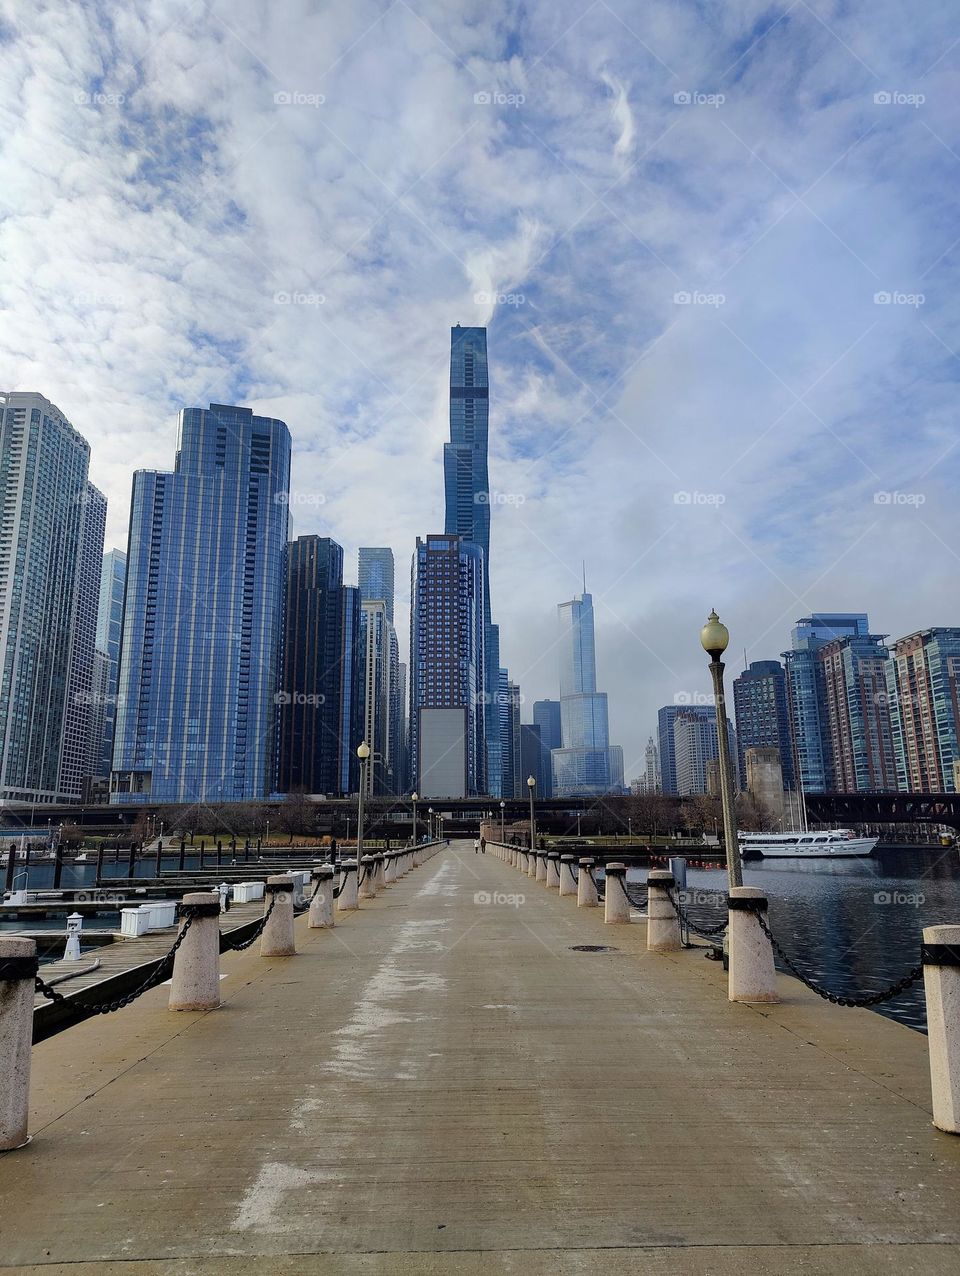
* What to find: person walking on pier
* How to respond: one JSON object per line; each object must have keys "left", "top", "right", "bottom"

{"left": 473, "top": 837, "right": 480, "bottom": 853}
{"left": 479, "top": 836, "right": 486, "bottom": 854}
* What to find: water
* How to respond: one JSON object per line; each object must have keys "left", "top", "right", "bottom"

{"left": 626, "top": 845, "right": 960, "bottom": 1032}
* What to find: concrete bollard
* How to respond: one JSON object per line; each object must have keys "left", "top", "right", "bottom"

{"left": 535, "top": 851, "right": 547, "bottom": 882}
{"left": 727, "top": 887, "right": 778, "bottom": 1003}
{"left": 577, "top": 857, "right": 598, "bottom": 907}
{"left": 604, "top": 863, "right": 631, "bottom": 925}
{"left": 384, "top": 853, "right": 397, "bottom": 885}
{"left": 337, "top": 859, "right": 359, "bottom": 911}
{"left": 645, "top": 870, "right": 680, "bottom": 948}
{"left": 261, "top": 876, "right": 296, "bottom": 957}
{"left": 308, "top": 865, "right": 335, "bottom": 929}
{"left": 359, "top": 855, "right": 377, "bottom": 900}
{"left": 373, "top": 853, "right": 386, "bottom": 892}
{"left": 413, "top": 844, "right": 423, "bottom": 868}
{"left": 169, "top": 892, "right": 221, "bottom": 1011}
{"left": 559, "top": 855, "right": 577, "bottom": 897}
{"left": 527, "top": 849, "right": 537, "bottom": 878}
{"left": 922, "top": 925, "right": 960, "bottom": 1133}
{"left": 0, "top": 937, "right": 37, "bottom": 1150}
{"left": 545, "top": 853, "right": 561, "bottom": 890}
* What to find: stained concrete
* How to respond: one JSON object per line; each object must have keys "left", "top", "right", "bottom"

{"left": 2, "top": 842, "right": 959, "bottom": 1274}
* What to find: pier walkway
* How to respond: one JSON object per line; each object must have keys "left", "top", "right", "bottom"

{"left": 3, "top": 842, "right": 960, "bottom": 1273}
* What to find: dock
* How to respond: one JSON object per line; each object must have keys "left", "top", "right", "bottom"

{"left": 2, "top": 841, "right": 960, "bottom": 1273}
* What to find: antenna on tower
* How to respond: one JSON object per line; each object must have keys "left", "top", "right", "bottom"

{"left": 582, "top": 560, "right": 586, "bottom": 594}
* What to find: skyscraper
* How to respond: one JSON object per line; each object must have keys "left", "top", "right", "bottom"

{"left": 552, "top": 591, "right": 622, "bottom": 795}
{"left": 338, "top": 585, "right": 364, "bottom": 795}
{"left": 358, "top": 547, "right": 395, "bottom": 623}
{"left": 443, "top": 324, "right": 500, "bottom": 795}
{"left": 886, "top": 628, "right": 960, "bottom": 792}
{"left": 112, "top": 404, "right": 290, "bottom": 803}
{"left": 818, "top": 632, "right": 897, "bottom": 791}
{"left": 91, "top": 548, "right": 127, "bottom": 778}
{"left": 0, "top": 393, "right": 105, "bottom": 805}
{"left": 520, "top": 723, "right": 547, "bottom": 795}
{"left": 732, "top": 659, "right": 794, "bottom": 791}
{"left": 498, "top": 669, "right": 521, "bottom": 798}
{"left": 360, "top": 599, "right": 403, "bottom": 795}
{"left": 533, "top": 700, "right": 562, "bottom": 752}
{"left": 658, "top": 704, "right": 715, "bottom": 794}
{"left": 673, "top": 708, "right": 737, "bottom": 796}
{"left": 409, "top": 534, "right": 485, "bottom": 796}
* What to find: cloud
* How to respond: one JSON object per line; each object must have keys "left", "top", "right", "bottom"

{"left": 600, "top": 69, "right": 635, "bottom": 168}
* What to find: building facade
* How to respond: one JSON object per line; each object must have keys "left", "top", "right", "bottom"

{"left": 112, "top": 404, "right": 290, "bottom": 804}
{"left": 817, "top": 633, "right": 897, "bottom": 791}
{"left": 732, "top": 659, "right": 794, "bottom": 790}
{"left": 498, "top": 670, "right": 522, "bottom": 798}
{"left": 885, "top": 628, "right": 960, "bottom": 792}
{"left": 0, "top": 393, "right": 105, "bottom": 805}
{"left": 358, "top": 547, "right": 395, "bottom": 623}
{"left": 658, "top": 704, "right": 714, "bottom": 795}
{"left": 91, "top": 548, "right": 127, "bottom": 778}
{"left": 359, "top": 599, "right": 403, "bottom": 795}
{"left": 552, "top": 591, "right": 622, "bottom": 795}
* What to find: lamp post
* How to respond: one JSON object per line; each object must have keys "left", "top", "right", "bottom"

{"left": 700, "top": 609, "right": 743, "bottom": 888}
{"left": 499, "top": 800, "right": 505, "bottom": 842}
{"left": 526, "top": 775, "right": 536, "bottom": 848}
{"left": 357, "top": 741, "right": 371, "bottom": 857}
{"left": 411, "top": 791, "right": 419, "bottom": 846}
{"left": 428, "top": 807, "right": 434, "bottom": 841}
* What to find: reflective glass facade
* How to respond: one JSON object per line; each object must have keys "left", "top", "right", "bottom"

{"left": 111, "top": 404, "right": 290, "bottom": 803}
{"left": 91, "top": 548, "right": 127, "bottom": 776}
{"left": 358, "top": 547, "right": 395, "bottom": 623}
{"left": 886, "top": 628, "right": 960, "bottom": 792}
{"left": 732, "top": 659, "right": 794, "bottom": 790}
{"left": 553, "top": 591, "right": 622, "bottom": 795}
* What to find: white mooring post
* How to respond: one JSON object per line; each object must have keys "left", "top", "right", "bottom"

{"left": 308, "top": 864, "right": 335, "bottom": 929}
{"left": 535, "top": 851, "right": 547, "bottom": 883}
{"left": 545, "top": 854, "right": 561, "bottom": 889}
{"left": 645, "top": 870, "right": 679, "bottom": 948}
{"left": 604, "top": 863, "right": 630, "bottom": 924}
{"left": 374, "top": 853, "right": 386, "bottom": 892}
{"left": 359, "top": 855, "right": 377, "bottom": 900}
{"left": 169, "top": 892, "right": 221, "bottom": 1012}
{"left": 922, "top": 924, "right": 960, "bottom": 1134}
{"left": 337, "top": 859, "right": 359, "bottom": 911}
{"left": 261, "top": 876, "right": 296, "bottom": 957}
{"left": 0, "top": 937, "right": 37, "bottom": 1150}
{"left": 64, "top": 912, "right": 83, "bottom": 961}
{"left": 577, "top": 857, "right": 598, "bottom": 907}
{"left": 727, "top": 887, "right": 778, "bottom": 1003}
{"left": 559, "top": 855, "right": 577, "bottom": 897}
{"left": 384, "top": 853, "right": 397, "bottom": 885}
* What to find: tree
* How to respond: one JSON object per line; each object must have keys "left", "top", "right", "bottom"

{"left": 276, "top": 791, "right": 315, "bottom": 842}
{"left": 59, "top": 822, "right": 85, "bottom": 848}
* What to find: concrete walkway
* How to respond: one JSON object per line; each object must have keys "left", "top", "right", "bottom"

{"left": 3, "top": 842, "right": 960, "bottom": 1274}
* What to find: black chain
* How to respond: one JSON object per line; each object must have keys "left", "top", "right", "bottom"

{"left": 220, "top": 893, "right": 278, "bottom": 951}
{"left": 586, "top": 866, "right": 605, "bottom": 899}
{"left": 622, "top": 881, "right": 648, "bottom": 909}
{"left": 665, "top": 888, "right": 728, "bottom": 940}
{"left": 755, "top": 912, "right": 924, "bottom": 1007}
{"left": 563, "top": 861, "right": 579, "bottom": 883}
{"left": 35, "top": 916, "right": 195, "bottom": 1015}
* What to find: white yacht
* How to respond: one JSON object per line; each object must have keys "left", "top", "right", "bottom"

{"left": 739, "top": 829, "right": 877, "bottom": 859}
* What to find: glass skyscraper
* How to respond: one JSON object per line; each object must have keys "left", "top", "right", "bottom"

{"left": 91, "top": 548, "right": 127, "bottom": 777}
{"left": 886, "top": 628, "right": 960, "bottom": 792}
{"left": 111, "top": 404, "right": 290, "bottom": 804}
{"left": 443, "top": 325, "right": 501, "bottom": 795}
{"left": 358, "top": 547, "right": 395, "bottom": 623}
{"left": 552, "top": 591, "right": 623, "bottom": 795}
{"left": 0, "top": 393, "right": 105, "bottom": 805}
{"left": 732, "top": 659, "right": 794, "bottom": 790}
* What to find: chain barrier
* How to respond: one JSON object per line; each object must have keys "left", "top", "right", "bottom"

{"left": 665, "top": 888, "right": 728, "bottom": 941}
{"left": 754, "top": 911, "right": 924, "bottom": 1007}
{"left": 563, "top": 860, "right": 579, "bottom": 883}
{"left": 219, "top": 893, "right": 277, "bottom": 951}
{"left": 623, "top": 882, "right": 649, "bottom": 910}
{"left": 35, "top": 916, "right": 196, "bottom": 1015}
{"left": 586, "top": 866, "right": 605, "bottom": 900}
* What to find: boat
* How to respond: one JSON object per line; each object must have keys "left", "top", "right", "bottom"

{"left": 740, "top": 829, "right": 878, "bottom": 859}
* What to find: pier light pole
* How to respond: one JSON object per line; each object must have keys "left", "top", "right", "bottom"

{"left": 527, "top": 775, "right": 537, "bottom": 848}
{"left": 357, "top": 742, "right": 370, "bottom": 856}
{"left": 700, "top": 609, "right": 743, "bottom": 888}
{"left": 428, "top": 807, "right": 434, "bottom": 841}
{"left": 411, "top": 792, "right": 418, "bottom": 846}
{"left": 499, "top": 800, "right": 505, "bottom": 842}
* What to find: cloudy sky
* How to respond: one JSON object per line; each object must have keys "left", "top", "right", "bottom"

{"left": 2, "top": 0, "right": 958, "bottom": 782}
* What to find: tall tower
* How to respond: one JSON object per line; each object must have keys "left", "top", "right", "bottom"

{"left": 552, "top": 591, "right": 622, "bottom": 795}
{"left": 0, "top": 392, "right": 104, "bottom": 805}
{"left": 358, "top": 547, "right": 395, "bottom": 623}
{"left": 444, "top": 325, "right": 500, "bottom": 795}
{"left": 112, "top": 403, "right": 290, "bottom": 803}
{"left": 91, "top": 548, "right": 127, "bottom": 778}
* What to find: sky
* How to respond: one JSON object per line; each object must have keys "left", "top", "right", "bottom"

{"left": 1, "top": 0, "right": 958, "bottom": 784}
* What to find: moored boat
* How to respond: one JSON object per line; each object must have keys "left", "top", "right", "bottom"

{"left": 740, "top": 828, "right": 877, "bottom": 859}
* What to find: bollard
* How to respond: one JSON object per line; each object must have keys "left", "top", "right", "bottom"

{"left": 337, "top": 859, "right": 359, "bottom": 911}
{"left": 577, "top": 857, "right": 598, "bottom": 907}
{"left": 169, "top": 892, "right": 221, "bottom": 1011}
{"left": 359, "top": 855, "right": 377, "bottom": 900}
{"left": 261, "top": 876, "right": 296, "bottom": 957}
{"left": 727, "top": 887, "right": 778, "bottom": 1003}
{"left": 604, "top": 863, "right": 631, "bottom": 925}
{"left": 519, "top": 848, "right": 529, "bottom": 874}
{"left": 545, "top": 853, "right": 561, "bottom": 890}
{"left": 384, "top": 853, "right": 397, "bottom": 885}
{"left": 922, "top": 925, "right": 960, "bottom": 1133}
{"left": 535, "top": 851, "right": 547, "bottom": 883}
{"left": 308, "top": 865, "right": 336, "bottom": 929}
{"left": 374, "top": 853, "right": 386, "bottom": 892}
{"left": 64, "top": 912, "right": 83, "bottom": 961}
{"left": 527, "top": 848, "right": 537, "bottom": 879}
{"left": 559, "top": 855, "right": 577, "bottom": 897}
{"left": 0, "top": 937, "right": 37, "bottom": 1150}
{"left": 645, "top": 870, "right": 679, "bottom": 947}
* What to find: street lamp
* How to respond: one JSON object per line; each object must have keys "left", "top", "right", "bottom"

{"left": 428, "top": 807, "right": 434, "bottom": 841}
{"left": 411, "top": 791, "right": 419, "bottom": 846}
{"left": 700, "top": 608, "right": 743, "bottom": 888}
{"left": 357, "top": 741, "right": 371, "bottom": 857}
{"left": 499, "top": 800, "right": 505, "bottom": 842}
{"left": 526, "top": 775, "right": 536, "bottom": 848}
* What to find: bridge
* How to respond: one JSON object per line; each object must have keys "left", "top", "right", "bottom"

{"left": 805, "top": 791, "right": 960, "bottom": 830}
{"left": 2, "top": 840, "right": 959, "bottom": 1272}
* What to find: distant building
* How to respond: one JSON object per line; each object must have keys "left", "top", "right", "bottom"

{"left": 358, "top": 547, "right": 395, "bottom": 623}
{"left": 744, "top": 746, "right": 785, "bottom": 824}
{"left": 90, "top": 548, "right": 127, "bottom": 778}
{"left": 658, "top": 704, "right": 715, "bottom": 794}
{"left": 552, "top": 591, "right": 623, "bottom": 795}
{"left": 533, "top": 700, "right": 562, "bottom": 751}
{"left": 338, "top": 585, "right": 364, "bottom": 795}
{"left": 733, "top": 659, "right": 794, "bottom": 790}
{"left": 640, "top": 735, "right": 661, "bottom": 792}
{"left": 673, "top": 707, "right": 736, "bottom": 796}
{"left": 520, "top": 723, "right": 548, "bottom": 796}
{"left": 885, "top": 628, "right": 960, "bottom": 792}
{"left": 62, "top": 483, "right": 107, "bottom": 798}
{"left": 112, "top": 404, "right": 289, "bottom": 803}
{"left": 360, "top": 599, "right": 403, "bottom": 795}
{"left": 818, "top": 632, "right": 897, "bottom": 791}
{"left": 498, "top": 670, "right": 521, "bottom": 798}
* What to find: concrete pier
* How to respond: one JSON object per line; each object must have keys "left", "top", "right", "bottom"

{"left": 4, "top": 840, "right": 960, "bottom": 1273}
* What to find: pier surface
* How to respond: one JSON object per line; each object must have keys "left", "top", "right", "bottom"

{"left": 2, "top": 842, "right": 959, "bottom": 1274}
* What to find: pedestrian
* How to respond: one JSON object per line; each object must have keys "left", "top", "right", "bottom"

{"left": 473, "top": 837, "right": 480, "bottom": 854}
{"left": 480, "top": 836, "right": 486, "bottom": 854}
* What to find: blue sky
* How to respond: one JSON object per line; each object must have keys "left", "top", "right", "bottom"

{"left": 1, "top": 0, "right": 958, "bottom": 780}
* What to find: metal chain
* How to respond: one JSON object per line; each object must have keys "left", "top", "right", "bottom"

{"left": 586, "top": 866, "right": 605, "bottom": 899}
{"left": 219, "top": 893, "right": 278, "bottom": 951}
{"left": 665, "top": 888, "right": 728, "bottom": 940}
{"left": 755, "top": 912, "right": 924, "bottom": 1007}
{"left": 622, "top": 882, "right": 649, "bottom": 910}
{"left": 35, "top": 916, "right": 196, "bottom": 1015}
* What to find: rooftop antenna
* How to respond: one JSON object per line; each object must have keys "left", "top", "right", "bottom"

{"left": 582, "top": 561, "right": 586, "bottom": 594}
